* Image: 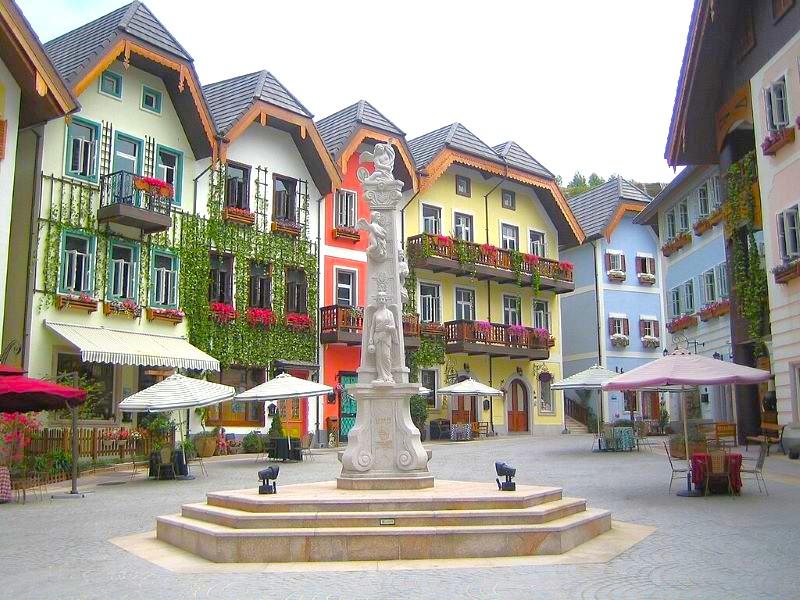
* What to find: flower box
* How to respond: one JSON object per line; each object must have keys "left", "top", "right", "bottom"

{"left": 699, "top": 299, "right": 731, "bottom": 321}
{"left": 607, "top": 269, "right": 626, "bottom": 282}
{"left": 661, "top": 232, "right": 692, "bottom": 257}
{"left": 610, "top": 333, "right": 629, "bottom": 347}
{"left": 222, "top": 207, "right": 255, "bottom": 225}
{"left": 773, "top": 259, "right": 800, "bottom": 284}
{"left": 666, "top": 314, "right": 698, "bottom": 333}
{"left": 133, "top": 175, "right": 173, "bottom": 199}
{"left": 146, "top": 307, "right": 184, "bottom": 324}
{"left": 707, "top": 208, "right": 724, "bottom": 226}
{"left": 210, "top": 302, "right": 237, "bottom": 324}
{"left": 246, "top": 307, "right": 276, "bottom": 328}
{"left": 285, "top": 312, "right": 312, "bottom": 332}
{"left": 761, "top": 126, "right": 795, "bottom": 157}
{"left": 554, "top": 261, "right": 573, "bottom": 281}
{"left": 271, "top": 220, "right": 302, "bottom": 236}
{"left": 638, "top": 273, "right": 656, "bottom": 285}
{"left": 641, "top": 335, "right": 660, "bottom": 349}
{"left": 56, "top": 294, "right": 98, "bottom": 313}
{"left": 420, "top": 322, "right": 445, "bottom": 336}
{"left": 693, "top": 217, "right": 713, "bottom": 236}
{"left": 333, "top": 226, "right": 361, "bottom": 242}
{"left": 103, "top": 299, "right": 141, "bottom": 318}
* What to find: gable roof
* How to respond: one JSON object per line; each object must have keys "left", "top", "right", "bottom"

{"left": 567, "top": 177, "right": 651, "bottom": 242}
{"left": 409, "top": 122, "right": 499, "bottom": 169}
{"left": 43, "top": 1, "right": 190, "bottom": 85}
{"left": 492, "top": 141, "right": 554, "bottom": 180}
{"left": 0, "top": 0, "right": 78, "bottom": 127}
{"left": 203, "top": 70, "right": 312, "bottom": 135}
{"left": 317, "top": 99, "right": 404, "bottom": 159}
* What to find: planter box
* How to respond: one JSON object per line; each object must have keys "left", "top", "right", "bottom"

{"left": 333, "top": 227, "right": 361, "bottom": 242}
{"left": 774, "top": 261, "right": 800, "bottom": 284}
{"left": 271, "top": 220, "right": 302, "bottom": 236}
{"left": 607, "top": 270, "right": 626, "bottom": 282}
{"left": 762, "top": 126, "right": 795, "bottom": 157}
{"left": 103, "top": 302, "right": 140, "bottom": 319}
{"left": 222, "top": 208, "right": 255, "bottom": 225}
{"left": 637, "top": 273, "right": 656, "bottom": 285}
{"left": 666, "top": 314, "right": 698, "bottom": 333}
{"left": 693, "top": 218, "right": 713, "bottom": 236}
{"left": 420, "top": 323, "right": 445, "bottom": 336}
{"left": 661, "top": 233, "right": 692, "bottom": 257}
{"left": 707, "top": 208, "right": 723, "bottom": 226}
{"left": 56, "top": 295, "right": 98, "bottom": 313}
{"left": 146, "top": 307, "right": 184, "bottom": 324}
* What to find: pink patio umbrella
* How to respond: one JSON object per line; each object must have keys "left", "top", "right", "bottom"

{"left": 602, "top": 349, "right": 771, "bottom": 469}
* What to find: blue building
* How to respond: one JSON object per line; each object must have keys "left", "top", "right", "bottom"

{"left": 561, "top": 178, "right": 666, "bottom": 424}
{"left": 634, "top": 166, "right": 735, "bottom": 424}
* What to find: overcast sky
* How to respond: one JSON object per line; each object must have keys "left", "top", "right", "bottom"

{"left": 20, "top": 0, "right": 692, "bottom": 184}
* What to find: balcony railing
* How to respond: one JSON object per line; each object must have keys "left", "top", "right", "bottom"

{"left": 406, "top": 234, "right": 574, "bottom": 293}
{"left": 443, "top": 319, "right": 554, "bottom": 360}
{"left": 319, "top": 305, "right": 421, "bottom": 347}
{"left": 98, "top": 171, "right": 172, "bottom": 233}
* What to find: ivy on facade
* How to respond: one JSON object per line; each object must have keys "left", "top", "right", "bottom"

{"left": 407, "top": 336, "right": 446, "bottom": 383}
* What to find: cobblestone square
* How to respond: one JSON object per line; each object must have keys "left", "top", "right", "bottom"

{"left": 2, "top": 435, "right": 799, "bottom": 599}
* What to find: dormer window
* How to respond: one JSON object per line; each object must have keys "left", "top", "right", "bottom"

{"left": 455, "top": 175, "right": 471, "bottom": 197}
{"left": 501, "top": 189, "right": 516, "bottom": 210}
{"left": 99, "top": 70, "right": 122, "bottom": 99}
{"left": 141, "top": 86, "right": 162, "bottom": 114}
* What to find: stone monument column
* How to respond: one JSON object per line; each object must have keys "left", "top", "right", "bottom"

{"left": 337, "top": 143, "right": 433, "bottom": 490}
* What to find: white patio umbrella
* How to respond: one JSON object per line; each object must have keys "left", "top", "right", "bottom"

{"left": 418, "top": 386, "right": 431, "bottom": 395}
{"left": 235, "top": 372, "right": 333, "bottom": 401}
{"left": 551, "top": 365, "right": 618, "bottom": 434}
{"left": 437, "top": 378, "right": 503, "bottom": 397}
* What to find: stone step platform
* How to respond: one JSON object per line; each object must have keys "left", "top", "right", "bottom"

{"left": 156, "top": 480, "right": 612, "bottom": 563}
{"left": 181, "top": 497, "right": 588, "bottom": 529}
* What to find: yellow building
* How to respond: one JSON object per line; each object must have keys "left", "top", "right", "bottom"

{"left": 405, "top": 124, "right": 584, "bottom": 434}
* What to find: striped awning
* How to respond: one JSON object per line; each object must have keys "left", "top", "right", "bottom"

{"left": 46, "top": 321, "right": 220, "bottom": 371}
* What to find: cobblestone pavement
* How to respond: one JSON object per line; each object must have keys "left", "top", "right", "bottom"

{"left": 1, "top": 435, "right": 799, "bottom": 599}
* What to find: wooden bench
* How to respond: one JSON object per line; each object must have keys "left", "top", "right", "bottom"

{"left": 745, "top": 422, "right": 785, "bottom": 455}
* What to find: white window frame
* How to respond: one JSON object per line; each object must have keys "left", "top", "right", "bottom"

{"left": 532, "top": 299, "right": 550, "bottom": 331}
{"left": 702, "top": 269, "right": 717, "bottom": 305}
{"left": 501, "top": 189, "right": 516, "bottom": 210}
{"left": 334, "top": 268, "right": 357, "bottom": 307}
{"left": 641, "top": 319, "right": 655, "bottom": 338}
{"left": 453, "top": 211, "right": 474, "bottom": 242}
{"left": 765, "top": 76, "right": 790, "bottom": 132}
{"left": 608, "top": 251, "right": 624, "bottom": 271}
{"left": 152, "top": 252, "right": 178, "bottom": 307}
{"left": 419, "top": 368, "right": 438, "bottom": 408}
{"left": 335, "top": 189, "right": 358, "bottom": 229}
{"left": 528, "top": 229, "right": 546, "bottom": 257}
{"left": 503, "top": 294, "right": 521, "bottom": 326}
{"left": 500, "top": 223, "right": 519, "bottom": 251}
{"left": 777, "top": 205, "right": 800, "bottom": 260}
{"left": 666, "top": 208, "right": 677, "bottom": 239}
{"left": 678, "top": 199, "right": 690, "bottom": 232}
{"left": 454, "top": 287, "right": 476, "bottom": 321}
{"left": 709, "top": 175, "right": 721, "bottom": 209}
{"left": 421, "top": 203, "right": 442, "bottom": 235}
{"left": 716, "top": 262, "right": 729, "bottom": 298}
{"left": 670, "top": 287, "right": 682, "bottom": 319}
{"left": 419, "top": 281, "right": 441, "bottom": 323}
{"left": 637, "top": 253, "right": 655, "bottom": 275}
{"left": 697, "top": 183, "right": 710, "bottom": 218}
{"left": 610, "top": 317, "right": 625, "bottom": 336}
{"left": 683, "top": 279, "right": 695, "bottom": 314}
{"left": 62, "top": 234, "right": 92, "bottom": 293}
{"left": 109, "top": 243, "right": 136, "bottom": 300}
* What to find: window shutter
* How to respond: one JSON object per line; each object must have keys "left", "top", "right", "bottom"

{"left": 299, "top": 282, "right": 308, "bottom": 314}
{"left": 623, "top": 318, "right": 630, "bottom": 336}
{"left": 653, "top": 320, "right": 660, "bottom": 338}
{"left": 620, "top": 254, "right": 627, "bottom": 272}
{"left": 608, "top": 317, "right": 614, "bottom": 335}
{"left": 605, "top": 252, "right": 612, "bottom": 270}
{"left": 639, "top": 319, "right": 646, "bottom": 337}
{"left": 89, "top": 140, "right": 98, "bottom": 177}
{"left": 777, "top": 213, "right": 788, "bottom": 260}
{"left": 648, "top": 258, "right": 656, "bottom": 276}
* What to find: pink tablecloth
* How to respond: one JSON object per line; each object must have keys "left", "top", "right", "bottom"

{"left": 691, "top": 453, "right": 742, "bottom": 493}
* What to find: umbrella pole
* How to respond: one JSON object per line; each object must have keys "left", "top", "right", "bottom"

{"left": 70, "top": 405, "right": 79, "bottom": 494}
{"left": 682, "top": 387, "right": 690, "bottom": 463}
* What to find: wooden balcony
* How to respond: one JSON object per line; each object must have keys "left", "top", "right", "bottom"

{"left": 319, "top": 305, "right": 421, "bottom": 348}
{"left": 443, "top": 320, "right": 554, "bottom": 360}
{"left": 407, "top": 234, "right": 574, "bottom": 293}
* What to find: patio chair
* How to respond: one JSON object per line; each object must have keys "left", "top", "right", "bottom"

{"left": 741, "top": 442, "right": 768, "bottom": 495}
{"left": 664, "top": 441, "right": 688, "bottom": 493}
{"left": 186, "top": 447, "right": 207, "bottom": 478}
{"left": 704, "top": 449, "right": 733, "bottom": 497}
{"left": 156, "top": 447, "right": 175, "bottom": 480}
{"left": 300, "top": 433, "right": 315, "bottom": 462}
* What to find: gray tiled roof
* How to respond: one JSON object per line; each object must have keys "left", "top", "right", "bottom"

{"left": 408, "top": 122, "right": 499, "bottom": 169}
{"left": 567, "top": 177, "right": 651, "bottom": 240}
{"left": 492, "top": 141, "right": 554, "bottom": 180}
{"left": 317, "top": 100, "right": 404, "bottom": 158}
{"left": 44, "top": 1, "right": 191, "bottom": 84}
{"left": 203, "top": 70, "right": 312, "bottom": 135}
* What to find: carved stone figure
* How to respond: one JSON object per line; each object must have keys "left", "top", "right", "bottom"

{"left": 357, "top": 212, "right": 388, "bottom": 262}
{"left": 398, "top": 248, "right": 409, "bottom": 305}
{"left": 367, "top": 292, "right": 399, "bottom": 383}
{"left": 359, "top": 144, "right": 396, "bottom": 185}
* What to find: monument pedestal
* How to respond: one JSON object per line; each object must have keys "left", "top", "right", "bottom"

{"left": 338, "top": 382, "right": 433, "bottom": 490}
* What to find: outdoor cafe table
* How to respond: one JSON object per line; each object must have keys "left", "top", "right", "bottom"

{"left": 691, "top": 452, "right": 743, "bottom": 494}
{"left": 601, "top": 427, "right": 635, "bottom": 451}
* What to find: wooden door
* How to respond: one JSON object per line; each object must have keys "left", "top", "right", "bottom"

{"left": 507, "top": 381, "right": 529, "bottom": 432}
{"left": 278, "top": 369, "right": 308, "bottom": 439}
{"left": 452, "top": 395, "right": 471, "bottom": 424}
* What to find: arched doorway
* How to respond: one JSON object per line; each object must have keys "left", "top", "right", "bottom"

{"left": 507, "top": 380, "right": 529, "bottom": 432}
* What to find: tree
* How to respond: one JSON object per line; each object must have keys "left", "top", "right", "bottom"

{"left": 568, "top": 171, "right": 587, "bottom": 188}
{"left": 587, "top": 173, "right": 605, "bottom": 187}
{"left": 559, "top": 170, "right": 608, "bottom": 198}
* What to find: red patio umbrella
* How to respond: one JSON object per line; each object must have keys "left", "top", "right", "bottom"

{"left": 0, "top": 365, "right": 25, "bottom": 376}
{"left": 0, "top": 375, "right": 87, "bottom": 497}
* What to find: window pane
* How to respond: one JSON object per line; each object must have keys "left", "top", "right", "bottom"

{"left": 420, "top": 283, "right": 440, "bottom": 322}
{"left": 336, "top": 271, "right": 354, "bottom": 306}
{"left": 422, "top": 205, "right": 441, "bottom": 235}
{"left": 529, "top": 231, "right": 545, "bottom": 256}
{"left": 501, "top": 225, "right": 518, "bottom": 250}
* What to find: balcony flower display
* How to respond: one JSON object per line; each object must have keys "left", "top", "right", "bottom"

{"left": 286, "top": 312, "right": 312, "bottom": 332}
{"left": 773, "top": 257, "right": 800, "bottom": 284}
{"left": 436, "top": 235, "right": 453, "bottom": 247}
{"left": 475, "top": 320, "right": 493, "bottom": 334}
{"left": 523, "top": 253, "right": 540, "bottom": 265}
{"left": 480, "top": 243, "right": 499, "bottom": 258}
{"left": 699, "top": 299, "right": 731, "bottom": 321}
{"left": 507, "top": 324, "right": 526, "bottom": 338}
{"left": 271, "top": 218, "right": 302, "bottom": 236}
{"left": 104, "top": 298, "right": 141, "bottom": 318}
{"left": 246, "top": 307, "right": 276, "bottom": 328}
{"left": 666, "top": 314, "right": 698, "bottom": 333}
{"left": 146, "top": 307, "right": 184, "bottom": 324}
{"left": 222, "top": 206, "right": 256, "bottom": 225}
{"left": 610, "top": 333, "right": 630, "bottom": 347}
{"left": 558, "top": 261, "right": 573, "bottom": 271}
{"left": 761, "top": 125, "right": 795, "bottom": 156}
{"left": 133, "top": 175, "right": 173, "bottom": 198}
{"left": 641, "top": 335, "right": 660, "bottom": 349}
{"left": 637, "top": 272, "right": 656, "bottom": 285}
{"left": 531, "top": 327, "right": 550, "bottom": 342}
{"left": 661, "top": 232, "right": 692, "bottom": 257}
{"left": 210, "top": 302, "right": 237, "bottom": 324}
{"left": 607, "top": 269, "right": 626, "bottom": 281}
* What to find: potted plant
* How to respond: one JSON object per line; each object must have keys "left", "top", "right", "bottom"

{"left": 610, "top": 333, "right": 630, "bottom": 347}
{"left": 607, "top": 269, "right": 626, "bottom": 282}
{"left": 192, "top": 408, "right": 217, "bottom": 458}
{"left": 637, "top": 272, "right": 656, "bottom": 285}
{"left": 210, "top": 302, "right": 237, "bottom": 324}
{"left": 410, "top": 394, "right": 429, "bottom": 442}
{"left": 0, "top": 412, "right": 41, "bottom": 503}
{"left": 641, "top": 335, "right": 660, "bottom": 349}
